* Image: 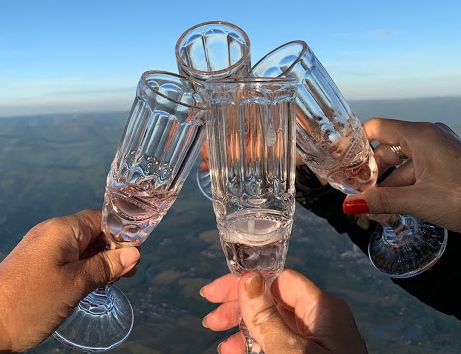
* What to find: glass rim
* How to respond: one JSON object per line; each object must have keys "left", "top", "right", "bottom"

{"left": 204, "top": 76, "right": 297, "bottom": 86}
{"left": 251, "top": 40, "right": 308, "bottom": 77}
{"left": 141, "top": 70, "right": 204, "bottom": 109}
{"left": 174, "top": 20, "right": 251, "bottom": 77}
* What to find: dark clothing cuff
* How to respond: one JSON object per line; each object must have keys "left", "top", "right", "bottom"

{"left": 295, "top": 164, "right": 461, "bottom": 321}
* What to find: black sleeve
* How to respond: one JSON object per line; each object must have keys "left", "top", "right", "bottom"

{"left": 295, "top": 164, "right": 461, "bottom": 321}
{"left": 295, "top": 164, "right": 377, "bottom": 254}
{"left": 391, "top": 230, "right": 461, "bottom": 320}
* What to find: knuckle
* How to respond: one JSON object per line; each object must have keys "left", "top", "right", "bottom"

{"left": 26, "top": 216, "right": 75, "bottom": 244}
{"left": 416, "top": 121, "right": 442, "bottom": 140}
{"left": 34, "top": 216, "right": 69, "bottom": 233}
{"left": 78, "top": 253, "right": 115, "bottom": 286}
{"left": 96, "top": 252, "right": 118, "bottom": 280}
{"left": 375, "top": 192, "right": 392, "bottom": 214}
{"left": 251, "top": 305, "right": 279, "bottom": 328}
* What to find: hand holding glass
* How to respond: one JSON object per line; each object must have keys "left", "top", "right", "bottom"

{"left": 205, "top": 77, "right": 297, "bottom": 354}
{"left": 53, "top": 70, "right": 206, "bottom": 352}
{"left": 251, "top": 40, "right": 447, "bottom": 278}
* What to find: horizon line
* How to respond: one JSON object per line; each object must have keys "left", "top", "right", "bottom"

{"left": 1, "top": 94, "right": 461, "bottom": 119}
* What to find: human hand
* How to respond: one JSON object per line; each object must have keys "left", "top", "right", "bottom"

{"left": 343, "top": 118, "right": 461, "bottom": 233}
{"left": 0, "top": 209, "right": 140, "bottom": 353}
{"left": 199, "top": 140, "right": 210, "bottom": 171}
{"left": 201, "top": 269, "right": 367, "bottom": 354}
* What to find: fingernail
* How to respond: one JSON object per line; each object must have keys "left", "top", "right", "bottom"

{"left": 120, "top": 247, "right": 140, "bottom": 268}
{"left": 202, "top": 314, "right": 210, "bottom": 328}
{"left": 342, "top": 199, "right": 370, "bottom": 215}
{"left": 199, "top": 286, "right": 205, "bottom": 298}
{"left": 217, "top": 341, "right": 224, "bottom": 354}
{"left": 244, "top": 273, "right": 265, "bottom": 299}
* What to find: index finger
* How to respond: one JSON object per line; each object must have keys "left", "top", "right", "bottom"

{"left": 71, "top": 209, "right": 103, "bottom": 252}
{"left": 364, "top": 118, "right": 461, "bottom": 162}
{"left": 271, "top": 269, "right": 325, "bottom": 312}
{"left": 201, "top": 273, "right": 239, "bottom": 303}
{"left": 362, "top": 117, "right": 416, "bottom": 157}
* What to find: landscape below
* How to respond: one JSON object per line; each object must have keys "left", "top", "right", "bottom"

{"left": 1, "top": 96, "right": 460, "bottom": 353}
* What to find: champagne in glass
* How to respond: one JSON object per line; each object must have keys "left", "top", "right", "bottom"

{"left": 205, "top": 77, "right": 297, "bottom": 354}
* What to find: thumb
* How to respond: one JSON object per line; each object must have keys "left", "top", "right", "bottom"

{"left": 71, "top": 247, "right": 140, "bottom": 294}
{"left": 238, "top": 272, "right": 307, "bottom": 354}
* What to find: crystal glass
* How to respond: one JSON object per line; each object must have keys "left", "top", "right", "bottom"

{"left": 53, "top": 70, "right": 207, "bottom": 352}
{"left": 204, "top": 77, "right": 298, "bottom": 354}
{"left": 175, "top": 20, "right": 251, "bottom": 200}
{"left": 251, "top": 40, "right": 448, "bottom": 278}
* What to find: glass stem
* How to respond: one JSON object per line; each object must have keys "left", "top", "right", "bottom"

{"left": 240, "top": 311, "right": 266, "bottom": 354}
{"left": 239, "top": 275, "right": 276, "bottom": 354}
{"left": 369, "top": 213, "right": 418, "bottom": 247}
{"left": 76, "top": 243, "right": 117, "bottom": 315}
{"left": 78, "top": 283, "right": 115, "bottom": 315}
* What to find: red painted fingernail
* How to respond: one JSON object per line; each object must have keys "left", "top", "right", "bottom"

{"left": 342, "top": 199, "right": 370, "bottom": 215}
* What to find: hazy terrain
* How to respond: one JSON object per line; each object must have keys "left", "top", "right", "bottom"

{"left": 351, "top": 96, "right": 461, "bottom": 129}
{"left": 1, "top": 96, "right": 460, "bottom": 353}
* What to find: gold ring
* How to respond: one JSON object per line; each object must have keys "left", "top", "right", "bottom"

{"left": 390, "top": 145, "right": 408, "bottom": 160}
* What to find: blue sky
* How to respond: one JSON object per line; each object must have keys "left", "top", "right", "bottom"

{"left": 1, "top": 0, "right": 460, "bottom": 117}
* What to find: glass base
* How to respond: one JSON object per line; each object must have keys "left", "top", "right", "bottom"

{"left": 368, "top": 218, "right": 448, "bottom": 278}
{"left": 53, "top": 284, "right": 134, "bottom": 353}
{"left": 196, "top": 166, "right": 213, "bottom": 201}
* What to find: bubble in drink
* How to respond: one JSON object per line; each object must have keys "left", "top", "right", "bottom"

{"left": 307, "top": 132, "right": 378, "bottom": 194}
{"left": 327, "top": 154, "right": 377, "bottom": 194}
{"left": 102, "top": 185, "right": 178, "bottom": 247}
{"left": 222, "top": 238, "right": 289, "bottom": 281}
{"left": 218, "top": 211, "right": 292, "bottom": 281}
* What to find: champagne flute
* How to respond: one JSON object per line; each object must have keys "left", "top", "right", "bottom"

{"left": 53, "top": 70, "right": 207, "bottom": 352}
{"left": 175, "top": 20, "right": 251, "bottom": 201}
{"left": 204, "top": 77, "right": 298, "bottom": 354}
{"left": 251, "top": 40, "right": 448, "bottom": 278}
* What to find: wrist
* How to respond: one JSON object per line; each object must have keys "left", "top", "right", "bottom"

{"left": 0, "top": 287, "right": 15, "bottom": 353}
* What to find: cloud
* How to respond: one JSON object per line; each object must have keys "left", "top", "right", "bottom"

{"left": 371, "top": 29, "right": 396, "bottom": 37}
{"left": 0, "top": 77, "right": 134, "bottom": 100}
{"left": 0, "top": 93, "right": 133, "bottom": 117}
{"left": 0, "top": 77, "right": 135, "bottom": 117}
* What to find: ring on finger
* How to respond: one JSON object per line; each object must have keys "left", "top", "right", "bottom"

{"left": 390, "top": 145, "right": 408, "bottom": 160}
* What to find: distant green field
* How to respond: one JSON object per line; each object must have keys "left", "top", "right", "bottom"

{"left": 1, "top": 109, "right": 460, "bottom": 354}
